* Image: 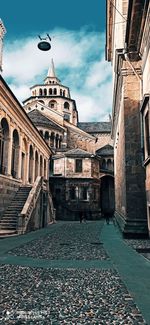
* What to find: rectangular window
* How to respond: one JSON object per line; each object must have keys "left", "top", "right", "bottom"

{"left": 75, "top": 159, "right": 82, "bottom": 173}
{"left": 79, "top": 187, "right": 88, "bottom": 200}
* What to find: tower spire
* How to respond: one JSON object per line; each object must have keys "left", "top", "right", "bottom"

{"left": 47, "top": 58, "right": 56, "bottom": 78}
{"left": 44, "top": 58, "right": 60, "bottom": 84}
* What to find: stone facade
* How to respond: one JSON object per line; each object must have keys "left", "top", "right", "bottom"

{"left": 23, "top": 62, "right": 114, "bottom": 221}
{"left": 0, "top": 72, "right": 53, "bottom": 233}
{"left": 106, "top": 0, "right": 149, "bottom": 236}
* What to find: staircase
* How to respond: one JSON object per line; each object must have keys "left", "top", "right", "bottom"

{"left": 0, "top": 186, "right": 31, "bottom": 236}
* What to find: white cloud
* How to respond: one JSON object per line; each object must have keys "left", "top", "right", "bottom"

{"left": 2, "top": 28, "right": 112, "bottom": 121}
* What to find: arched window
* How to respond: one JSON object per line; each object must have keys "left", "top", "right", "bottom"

{"left": 39, "top": 130, "right": 43, "bottom": 137}
{"left": 0, "top": 118, "right": 9, "bottom": 175}
{"left": 44, "top": 88, "right": 47, "bottom": 96}
{"left": 49, "top": 88, "right": 52, "bottom": 95}
{"left": 45, "top": 131, "right": 49, "bottom": 145}
{"left": 60, "top": 89, "right": 62, "bottom": 96}
{"left": 101, "top": 159, "right": 106, "bottom": 170}
{"left": 11, "top": 129, "right": 19, "bottom": 178}
{"left": 39, "top": 100, "right": 44, "bottom": 104}
{"left": 39, "top": 88, "right": 43, "bottom": 96}
{"left": 63, "top": 90, "right": 65, "bottom": 97}
{"left": 54, "top": 88, "right": 57, "bottom": 95}
{"left": 64, "top": 102, "right": 69, "bottom": 110}
{"left": 48, "top": 100, "right": 57, "bottom": 110}
{"left": 107, "top": 159, "right": 112, "bottom": 171}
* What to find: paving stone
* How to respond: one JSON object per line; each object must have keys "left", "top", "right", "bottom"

{"left": 7, "top": 222, "right": 109, "bottom": 260}
{"left": 125, "top": 239, "right": 150, "bottom": 260}
{"left": 0, "top": 265, "right": 147, "bottom": 324}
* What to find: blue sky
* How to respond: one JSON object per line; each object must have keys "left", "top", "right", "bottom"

{"left": 1, "top": 0, "right": 112, "bottom": 122}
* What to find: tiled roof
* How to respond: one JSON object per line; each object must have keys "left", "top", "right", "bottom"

{"left": 96, "top": 144, "right": 114, "bottom": 156}
{"left": 78, "top": 122, "right": 111, "bottom": 133}
{"left": 65, "top": 148, "right": 94, "bottom": 158}
{"left": 28, "top": 109, "right": 63, "bottom": 131}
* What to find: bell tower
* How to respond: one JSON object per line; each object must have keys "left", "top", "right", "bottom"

{"left": 0, "top": 19, "right": 6, "bottom": 72}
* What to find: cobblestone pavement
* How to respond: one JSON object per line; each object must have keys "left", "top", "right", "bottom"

{"left": 125, "top": 239, "right": 150, "bottom": 261}
{"left": 0, "top": 221, "right": 148, "bottom": 324}
{"left": 7, "top": 222, "right": 109, "bottom": 260}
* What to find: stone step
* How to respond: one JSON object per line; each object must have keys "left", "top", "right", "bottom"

{"left": 0, "top": 225, "right": 17, "bottom": 229}
{"left": 0, "top": 230, "right": 18, "bottom": 237}
{"left": 0, "top": 219, "right": 17, "bottom": 224}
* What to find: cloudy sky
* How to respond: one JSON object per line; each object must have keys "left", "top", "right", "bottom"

{"left": 1, "top": 0, "right": 112, "bottom": 122}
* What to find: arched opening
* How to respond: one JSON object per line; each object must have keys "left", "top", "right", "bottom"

{"left": 29, "top": 145, "right": 34, "bottom": 183}
{"left": 56, "top": 134, "right": 59, "bottom": 148}
{"left": 44, "top": 88, "right": 47, "bottom": 96}
{"left": 39, "top": 130, "right": 43, "bottom": 137}
{"left": 64, "top": 102, "right": 69, "bottom": 110}
{"left": 63, "top": 90, "right": 65, "bottom": 97}
{"left": 60, "top": 89, "right": 62, "bottom": 96}
{"left": 100, "top": 175, "right": 115, "bottom": 216}
{"left": 45, "top": 131, "right": 49, "bottom": 145}
{"left": 101, "top": 159, "right": 107, "bottom": 170}
{"left": 35, "top": 150, "right": 39, "bottom": 180}
{"left": 11, "top": 129, "right": 19, "bottom": 178}
{"left": 59, "top": 136, "right": 63, "bottom": 149}
{"left": 107, "top": 159, "right": 113, "bottom": 171}
{"left": 39, "top": 88, "right": 43, "bottom": 96}
{"left": 49, "top": 88, "right": 52, "bottom": 95}
{"left": 54, "top": 88, "right": 57, "bottom": 95}
{"left": 0, "top": 118, "right": 9, "bottom": 175}
{"left": 40, "top": 155, "right": 43, "bottom": 176}
{"left": 39, "top": 100, "right": 44, "bottom": 104}
{"left": 21, "top": 138, "right": 27, "bottom": 183}
{"left": 48, "top": 100, "right": 57, "bottom": 110}
{"left": 50, "top": 132, "right": 55, "bottom": 147}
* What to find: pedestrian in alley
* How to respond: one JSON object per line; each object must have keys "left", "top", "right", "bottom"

{"left": 105, "top": 211, "right": 110, "bottom": 225}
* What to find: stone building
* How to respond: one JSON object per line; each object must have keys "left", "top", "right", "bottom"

{"left": 0, "top": 74, "right": 54, "bottom": 235}
{"left": 106, "top": 0, "right": 149, "bottom": 236}
{"left": 0, "top": 18, "right": 114, "bottom": 230}
{"left": 23, "top": 60, "right": 114, "bottom": 220}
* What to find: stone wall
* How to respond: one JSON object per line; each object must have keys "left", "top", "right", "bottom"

{"left": 0, "top": 175, "right": 21, "bottom": 217}
{"left": 67, "top": 129, "right": 95, "bottom": 153}
{"left": 94, "top": 133, "right": 113, "bottom": 151}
